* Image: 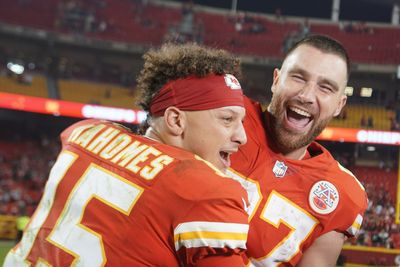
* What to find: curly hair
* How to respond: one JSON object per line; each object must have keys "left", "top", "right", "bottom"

{"left": 136, "top": 43, "right": 242, "bottom": 113}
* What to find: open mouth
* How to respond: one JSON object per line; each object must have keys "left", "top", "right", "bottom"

{"left": 286, "top": 106, "right": 313, "bottom": 130}
{"left": 219, "top": 151, "right": 231, "bottom": 168}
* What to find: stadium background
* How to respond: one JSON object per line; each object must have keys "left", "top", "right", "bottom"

{"left": 0, "top": 0, "right": 399, "bottom": 266}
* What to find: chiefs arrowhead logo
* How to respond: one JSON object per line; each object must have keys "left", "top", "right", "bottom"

{"left": 224, "top": 74, "right": 241, "bottom": 90}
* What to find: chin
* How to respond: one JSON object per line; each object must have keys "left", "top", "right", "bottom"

{"left": 215, "top": 162, "right": 226, "bottom": 171}
{"left": 220, "top": 166, "right": 228, "bottom": 173}
{"left": 215, "top": 163, "right": 228, "bottom": 173}
{"left": 276, "top": 131, "right": 310, "bottom": 151}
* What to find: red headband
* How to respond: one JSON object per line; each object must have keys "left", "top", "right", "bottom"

{"left": 149, "top": 74, "right": 244, "bottom": 116}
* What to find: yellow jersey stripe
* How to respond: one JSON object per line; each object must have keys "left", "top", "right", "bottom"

{"left": 174, "top": 231, "right": 247, "bottom": 242}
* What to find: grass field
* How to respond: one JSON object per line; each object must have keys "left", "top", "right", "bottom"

{"left": 0, "top": 241, "right": 14, "bottom": 266}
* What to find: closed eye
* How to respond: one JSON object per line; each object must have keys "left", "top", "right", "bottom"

{"left": 223, "top": 117, "right": 233, "bottom": 123}
{"left": 319, "top": 83, "right": 336, "bottom": 93}
{"left": 292, "top": 74, "right": 305, "bottom": 82}
{"left": 321, "top": 86, "right": 333, "bottom": 92}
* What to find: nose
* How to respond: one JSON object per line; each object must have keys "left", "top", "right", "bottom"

{"left": 298, "top": 82, "right": 317, "bottom": 104}
{"left": 233, "top": 121, "right": 247, "bottom": 146}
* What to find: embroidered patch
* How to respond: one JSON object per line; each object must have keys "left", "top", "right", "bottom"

{"left": 272, "top": 160, "right": 287, "bottom": 178}
{"left": 309, "top": 180, "right": 339, "bottom": 214}
{"left": 224, "top": 74, "right": 242, "bottom": 90}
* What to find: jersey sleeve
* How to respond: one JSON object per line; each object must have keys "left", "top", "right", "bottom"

{"left": 331, "top": 163, "right": 368, "bottom": 238}
{"left": 172, "top": 163, "right": 249, "bottom": 266}
{"left": 196, "top": 253, "right": 246, "bottom": 267}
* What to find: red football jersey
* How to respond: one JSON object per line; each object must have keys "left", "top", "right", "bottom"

{"left": 5, "top": 119, "right": 249, "bottom": 267}
{"left": 229, "top": 97, "right": 368, "bottom": 266}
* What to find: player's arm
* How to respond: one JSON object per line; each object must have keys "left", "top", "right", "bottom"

{"left": 196, "top": 254, "right": 245, "bottom": 267}
{"left": 175, "top": 201, "right": 249, "bottom": 267}
{"left": 297, "top": 230, "right": 345, "bottom": 267}
{"left": 173, "top": 172, "right": 249, "bottom": 266}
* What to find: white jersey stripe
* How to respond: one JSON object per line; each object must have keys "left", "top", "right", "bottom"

{"left": 175, "top": 221, "right": 249, "bottom": 234}
{"left": 174, "top": 221, "right": 248, "bottom": 250}
{"left": 175, "top": 238, "right": 247, "bottom": 251}
{"left": 347, "top": 214, "right": 363, "bottom": 236}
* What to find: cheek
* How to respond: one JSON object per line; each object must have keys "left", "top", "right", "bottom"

{"left": 275, "top": 86, "right": 296, "bottom": 102}
{"left": 282, "top": 79, "right": 302, "bottom": 92}
{"left": 189, "top": 131, "right": 206, "bottom": 146}
{"left": 270, "top": 93, "right": 286, "bottom": 114}
{"left": 210, "top": 126, "right": 230, "bottom": 145}
{"left": 319, "top": 100, "right": 341, "bottom": 119}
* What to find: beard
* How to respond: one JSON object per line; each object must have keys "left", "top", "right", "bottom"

{"left": 267, "top": 93, "right": 332, "bottom": 154}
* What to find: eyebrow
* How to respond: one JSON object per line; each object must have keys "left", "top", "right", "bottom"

{"left": 218, "top": 107, "right": 246, "bottom": 118}
{"left": 289, "top": 66, "right": 340, "bottom": 92}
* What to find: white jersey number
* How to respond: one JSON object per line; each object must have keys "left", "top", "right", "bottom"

{"left": 226, "top": 170, "right": 319, "bottom": 267}
{"left": 5, "top": 151, "right": 143, "bottom": 267}
{"left": 254, "top": 191, "right": 318, "bottom": 267}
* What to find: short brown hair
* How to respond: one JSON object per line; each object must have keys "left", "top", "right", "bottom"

{"left": 285, "top": 34, "right": 351, "bottom": 80}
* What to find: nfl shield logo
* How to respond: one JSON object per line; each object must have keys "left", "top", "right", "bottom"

{"left": 272, "top": 160, "right": 287, "bottom": 178}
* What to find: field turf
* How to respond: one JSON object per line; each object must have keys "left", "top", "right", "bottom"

{"left": 0, "top": 241, "right": 14, "bottom": 266}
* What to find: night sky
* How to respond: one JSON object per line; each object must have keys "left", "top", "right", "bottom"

{"left": 170, "top": 0, "right": 393, "bottom": 23}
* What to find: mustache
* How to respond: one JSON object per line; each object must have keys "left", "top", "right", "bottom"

{"left": 285, "top": 99, "right": 317, "bottom": 117}
{"left": 287, "top": 98, "right": 314, "bottom": 110}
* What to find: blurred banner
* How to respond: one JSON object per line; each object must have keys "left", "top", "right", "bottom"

{"left": 0, "top": 92, "right": 147, "bottom": 125}
{"left": 1, "top": 92, "right": 399, "bottom": 146}
{"left": 318, "top": 127, "right": 400, "bottom": 146}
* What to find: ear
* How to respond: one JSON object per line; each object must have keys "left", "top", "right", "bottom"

{"left": 271, "top": 68, "right": 280, "bottom": 93}
{"left": 163, "top": 106, "right": 186, "bottom": 136}
{"left": 333, "top": 95, "right": 347, "bottom": 117}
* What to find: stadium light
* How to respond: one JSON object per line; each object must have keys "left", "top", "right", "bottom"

{"left": 344, "top": 86, "right": 354, "bottom": 96}
{"left": 6, "top": 62, "right": 24, "bottom": 75}
{"left": 360, "top": 87, "right": 373, "bottom": 97}
{"left": 366, "top": 146, "right": 376, "bottom": 151}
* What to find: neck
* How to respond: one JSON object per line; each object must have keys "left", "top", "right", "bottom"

{"left": 144, "top": 127, "right": 163, "bottom": 143}
{"left": 282, "top": 147, "right": 308, "bottom": 160}
{"left": 145, "top": 124, "right": 182, "bottom": 149}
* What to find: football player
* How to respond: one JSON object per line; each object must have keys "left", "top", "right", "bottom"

{"left": 230, "top": 35, "right": 368, "bottom": 267}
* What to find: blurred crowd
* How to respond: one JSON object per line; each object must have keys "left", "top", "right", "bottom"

{"left": 350, "top": 181, "right": 400, "bottom": 249}
{"left": 55, "top": 0, "right": 109, "bottom": 34}
{"left": 0, "top": 136, "right": 59, "bottom": 217}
